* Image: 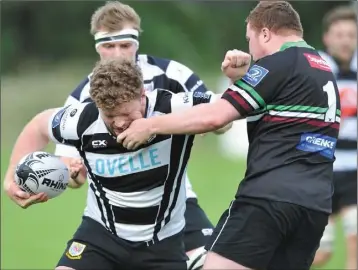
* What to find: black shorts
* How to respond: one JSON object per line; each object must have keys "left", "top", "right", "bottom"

{"left": 332, "top": 170, "right": 357, "bottom": 214}
{"left": 205, "top": 197, "right": 328, "bottom": 270}
{"left": 184, "top": 198, "right": 214, "bottom": 251}
{"left": 57, "top": 216, "right": 187, "bottom": 270}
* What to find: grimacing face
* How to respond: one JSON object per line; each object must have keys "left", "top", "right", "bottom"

{"left": 324, "top": 19, "right": 357, "bottom": 64}
{"left": 99, "top": 98, "right": 144, "bottom": 137}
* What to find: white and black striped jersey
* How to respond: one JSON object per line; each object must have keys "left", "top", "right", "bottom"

{"left": 49, "top": 89, "right": 216, "bottom": 242}
{"left": 319, "top": 51, "right": 357, "bottom": 172}
{"left": 54, "top": 54, "right": 209, "bottom": 199}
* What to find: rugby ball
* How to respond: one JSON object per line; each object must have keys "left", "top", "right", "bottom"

{"left": 14, "top": 151, "right": 69, "bottom": 199}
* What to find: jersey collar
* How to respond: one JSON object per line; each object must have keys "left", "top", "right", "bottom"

{"left": 280, "top": 40, "right": 314, "bottom": 51}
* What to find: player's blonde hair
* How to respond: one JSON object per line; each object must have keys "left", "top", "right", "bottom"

{"left": 90, "top": 58, "right": 143, "bottom": 110}
{"left": 90, "top": 1, "right": 142, "bottom": 35}
{"left": 246, "top": 1, "right": 303, "bottom": 37}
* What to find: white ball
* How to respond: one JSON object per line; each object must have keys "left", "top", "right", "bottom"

{"left": 14, "top": 151, "right": 70, "bottom": 199}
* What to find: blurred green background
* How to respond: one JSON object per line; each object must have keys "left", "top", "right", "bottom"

{"left": 1, "top": 1, "right": 350, "bottom": 269}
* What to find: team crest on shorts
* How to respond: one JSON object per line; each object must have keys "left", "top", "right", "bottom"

{"left": 66, "top": 241, "right": 86, "bottom": 259}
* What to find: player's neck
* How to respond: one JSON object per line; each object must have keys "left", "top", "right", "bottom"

{"left": 273, "top": 35, "right": 304, "bottom": 54}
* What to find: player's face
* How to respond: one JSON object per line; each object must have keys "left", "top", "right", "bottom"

{"left": 246, "top": 23, "right": 268, "bottom": 61}
{"left": 100, "top": 93, "right": 146, "bottom": 137}
{"left": 97, "top": 40, "right": 138, "bottom": 62}
{"left": 323, "top": 20, "right": 357, "bottom": 63}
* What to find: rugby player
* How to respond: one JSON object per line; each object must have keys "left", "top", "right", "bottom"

{"left": 59, "top": 2, "right": 216, "bottom": 268}
{"left": 117, "top": 2, "right": 341, "bottom": 269}
{"left": 313, "top": 6, "right": 357, "bottom": 270}
{"left": 3, "top": 58, "right": 232, "bottom": 270}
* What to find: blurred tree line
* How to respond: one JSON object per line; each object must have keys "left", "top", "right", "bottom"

{"left": 1, "top": 1, "right": 348, "bottom": 75}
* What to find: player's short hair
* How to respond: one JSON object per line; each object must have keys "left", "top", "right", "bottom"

{"left": 90, "top": 58, "right": 143, "bottom": 110}
{"left": 90, "top": 1, "right": 142, "bottom": 35}
{"left": 246, "top": 1, "right": 303, "bottom": 36}
{"left": 322, "top": 5, "right": 357, "bottom": 33}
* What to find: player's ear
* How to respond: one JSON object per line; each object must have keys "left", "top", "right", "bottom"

{"left": 141, "top": 87, "right": 145, "bottom": 97}
{"left": 262, "top": 28, "right": 271, "bottom": 43}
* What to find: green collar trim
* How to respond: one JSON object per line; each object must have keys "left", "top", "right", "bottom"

{"left": 280, "top": 40, "right": 315, "bottom": 51}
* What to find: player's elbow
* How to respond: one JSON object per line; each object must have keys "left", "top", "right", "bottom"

{"left": 213, "top": 122, "right": 233, "bottom": 134}
{"left": 203, "top": 115, "right": 227, "bottom": 132}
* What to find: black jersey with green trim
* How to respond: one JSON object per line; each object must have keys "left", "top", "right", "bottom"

{"left": 222, "top": 41, "right": 340, "bottom": 213}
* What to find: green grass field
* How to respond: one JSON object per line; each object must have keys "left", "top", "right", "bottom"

{"left": 1, "top": 63, "right": 346, "bottom": 269}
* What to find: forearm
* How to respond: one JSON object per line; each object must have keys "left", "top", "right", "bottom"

{"left": 4, "top": 110, "right": 53, "bottom": 186}
{"left": 151, "top": 103, "right": 228, "bottom": 135}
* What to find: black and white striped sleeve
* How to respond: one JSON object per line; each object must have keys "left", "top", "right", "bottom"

{"left": 68, "top": 76, "right": 91, "bottom": 103}
{"left": 61, "top": 75, "right": 91, "bottom": 107}
{"left": 48, "top": 103, "right": 90, "bottom": 148}
{"left": 54, "top": 75, "right": 91, "bottom": 156}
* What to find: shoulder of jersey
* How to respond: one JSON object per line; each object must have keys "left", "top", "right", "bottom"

{"left": 68, "top": 100, "right": 95, "bottom": 114}
{"left": 137, "top": 54, "right": 173, "bottom": 72}
{"left": 68, "top": 102, "right": 98, "bottom": 129}
{"left": 152, "top": 88, "right": 175, "bottom": 95}
{"left": 256, "top": 49, "right": 291, "bottom": 69}
{"left": 137, "top": 54, "right": 171, "bottom": 65}
{"left": 318, "top": 51, "right": 339, "bottom": 73}
{"left": 137, "top": 54, "right": 184, "bottom": 72}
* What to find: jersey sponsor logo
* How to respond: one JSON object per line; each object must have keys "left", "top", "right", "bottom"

{"left": 193, "top": 91, "right": 211, "bottom": 100}
{"left": 296, "top": 133, "right": 337, "bottom": 159}
{"left": 60, "top": 108, "right": 70, "bottom": 131}
{"left": 52, "top": 106, "right": 69, "bottom": 128}
{"left": 303, "top": 53, "right": 332, "bottom": 72}
{"left": 70, "top": 109, "right": 78, "bottom": 117}
{"left": 190, "top": 80, "right": 204, "bottom": 92}
{"left": 242, "top": 65, "right": 269, "bottom": 87}
{"left": 92, "top": 140, "right": 107, "bottom": 148}
{"left": 182, "top": 92, "right": 189, "bottom": 103}
{"left": 91, "top": 141, "right": 171, "bottom": 177}
{"left": 66, "top": 241, "right": 86, "bottom": 260}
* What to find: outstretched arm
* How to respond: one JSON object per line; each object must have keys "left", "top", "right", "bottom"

{"left": 4, "top": 103, "right": 88, "bottom": 208}
{"left": 117, "top": 97, "right": 241, "bottom": 150}
{"left": 4, "top": 109, "right": 55, "bottom": 208}
{"left": 151, "top": 98, "right": 240, "bottom": 135}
